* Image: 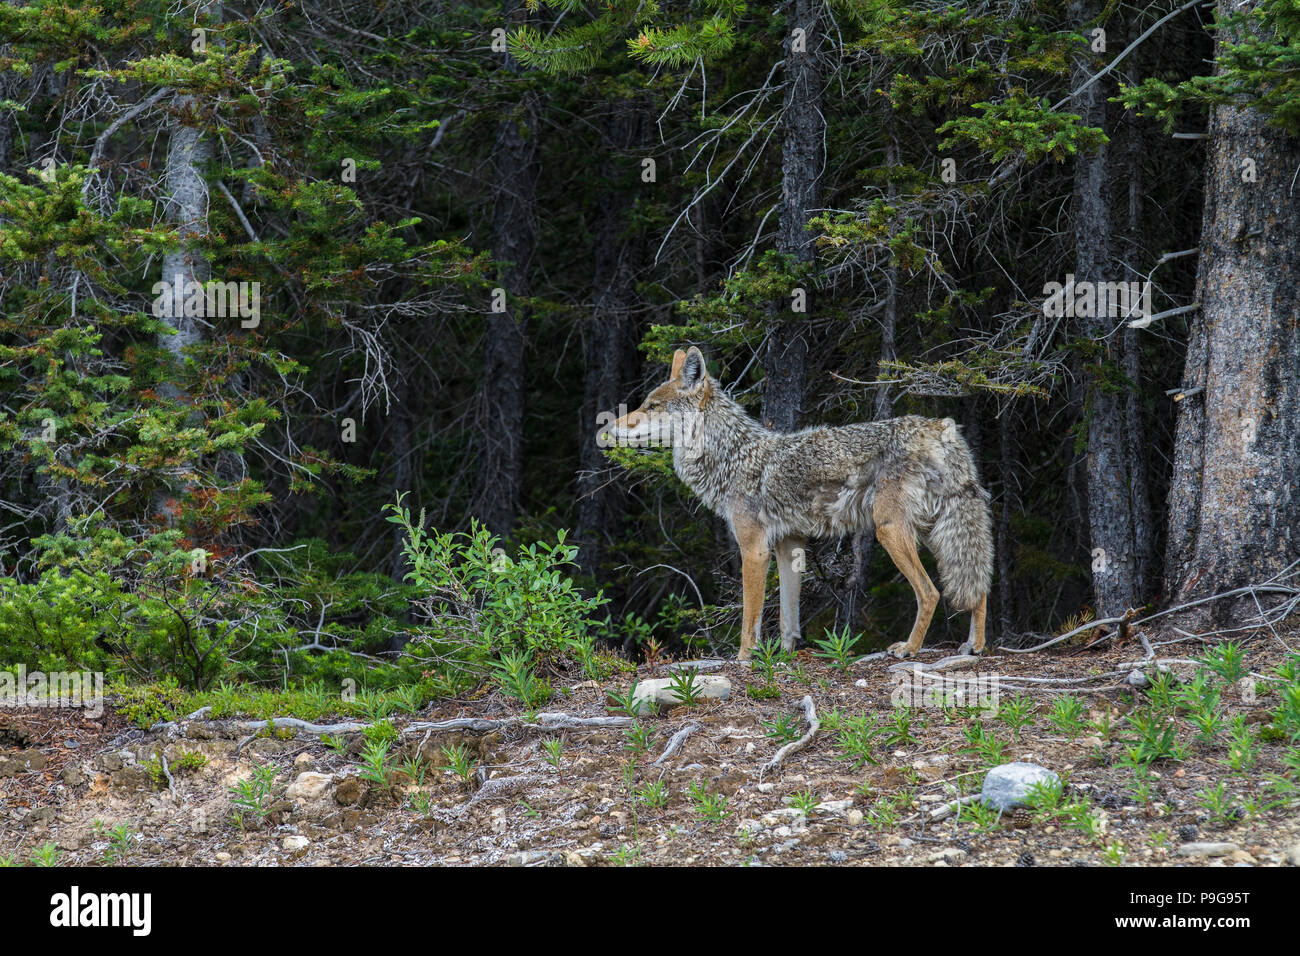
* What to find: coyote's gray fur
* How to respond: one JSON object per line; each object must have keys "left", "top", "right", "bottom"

{"left": 604, "top": 347, "right": 994, "bottom": 660}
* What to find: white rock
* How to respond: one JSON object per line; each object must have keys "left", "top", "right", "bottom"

{"left": 1177, "top": 842, "right": 1238, "bottom": 858}
{"left": 768, "top": 807, "right": 808, "bottom": 824}
{"left": 981, "top": 762, "right": 1060, "bottom": 811}
{"left": 667, "top": 659, "right": 727, "bottom": 673}
{"left": 285, "top": 771, "right": 334, "bottom": 803}
{"left": 630, "top": 676, "right": 731, "bottom": 715}
{"left": 814, "top": 799, "right": 854, "bottom": 816}
{"left": 281, "top": 835, "right": 309, "bottom": 852}
{"left": 927, "top": 847, "right": 967, "bottom": 864}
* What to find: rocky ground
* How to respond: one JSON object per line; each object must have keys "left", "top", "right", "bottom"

{"left": 3, "top": 627, "right": 1300, "bottom": 868}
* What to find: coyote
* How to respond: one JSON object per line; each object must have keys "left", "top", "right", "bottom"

{"left": 603, "top": 347, "right": 993, "bottom": 660}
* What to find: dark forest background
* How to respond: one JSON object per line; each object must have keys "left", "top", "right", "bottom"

{"left": 2, "top": 0, "right": 1298, "bottom": 696}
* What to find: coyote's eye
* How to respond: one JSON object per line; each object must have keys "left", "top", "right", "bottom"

{"left": 646, "top": 400, "right": 662, "bottom": 412}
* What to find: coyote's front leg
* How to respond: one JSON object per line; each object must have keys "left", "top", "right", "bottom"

{"left": 734, "top": 515, "right": 771, "bottom": 661}
{"left": 774, "top": 537, "right": 806, "bottom": 652}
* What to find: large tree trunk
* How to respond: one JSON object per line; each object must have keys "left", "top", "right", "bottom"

{"left": 1070, "top": 0, "right": 1145, "bottom": 617}
{"left": 762, "top": 0, "right": 823, "bottom": 432}
{"left": 1117, "top": 43, "right": 1155, "bottom": 596}
{"left": 476, "top": 2, "right": 539, "bottom": 539}
{"left": 576, "top": 98, "right": 648, "bottom": 580}
{"left": 157, "top": 110, "right": 210, "bottom": 398}
{"left": 1164, "top": 0, "right": 1300, "bottom": 615}
{"left": 155, "top": 6, "right": 221, "bottom": 524}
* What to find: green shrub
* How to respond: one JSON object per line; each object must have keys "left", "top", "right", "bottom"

{"left": 385, "top": 494, "right": 608, "bottom": 694}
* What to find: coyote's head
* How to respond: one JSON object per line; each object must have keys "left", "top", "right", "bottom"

{"left": 600, "top": 346, "right": 710, "bottom": 448}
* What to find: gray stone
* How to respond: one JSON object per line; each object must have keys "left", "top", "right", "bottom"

{"left": 1177, "top": 842, "right": 1238, "bottom": 858}
{"left": 927, "top": 847, "right": 968, "bottom": 864}
{"left": 767, "top": 806, "right": 808, "bottom": 824}
{"left": 631, "top": 676, "right": 731, "bottom": 715}
{"left": 667, "top": 659, "right": 727, "bottom": 674}
{"left": 813, "top": 799, "right": 854, "bottom": 816}
{"left": 980, "top": 762, "right": 1060, "bottom": 812}
{"left": 1286, "top": 843, "right": 1300, "bottom": 866}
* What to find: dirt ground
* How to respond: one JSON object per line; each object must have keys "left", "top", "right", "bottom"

{"left": 3, "top": 627, "right": 1300, "bottom": 867}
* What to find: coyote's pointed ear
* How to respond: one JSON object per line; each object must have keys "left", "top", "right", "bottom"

{"left": 670, "top": 349, "right": 688, "bottom": 379}
{"left": 679, "top": 346, "right": 707, "bottom": 390}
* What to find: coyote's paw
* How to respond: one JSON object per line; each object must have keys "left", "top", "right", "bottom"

{"left": 887, "top": 641, "right": 915, "bottom": 660}
{"left": 957, "top": 640, "right": 984, "bottom": 657}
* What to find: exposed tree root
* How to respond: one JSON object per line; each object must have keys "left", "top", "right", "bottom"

{"left": 151, "top": 711, "right": 633, "bottom": 741}
{"left": 761, "top": 695, "right": 818, "bottom": 779}
{"left": 653, "top": 722, "right": 699, "bottom": 767}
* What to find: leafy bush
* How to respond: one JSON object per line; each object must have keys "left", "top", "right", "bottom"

{"left": 385, "top": 494, "right": 608, "bottom": 695}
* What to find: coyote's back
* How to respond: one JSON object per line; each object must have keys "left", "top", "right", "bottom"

{"left": 754, "top": 415, "right": 993, "bottom": 611}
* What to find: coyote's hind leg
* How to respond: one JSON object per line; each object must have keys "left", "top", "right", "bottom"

{"left": 733, "top": 514, "right": 771, "bottom": 661}
{"left": 873, "top": 488, "right": 939, "bottom": 659}
{"left": 958, "top": 593, "right": 988, "bottom": 656}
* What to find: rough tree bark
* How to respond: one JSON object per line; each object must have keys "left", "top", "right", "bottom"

{"left": 476, "top": 0, "right": 539, "bottom": 539}
{"left": 1070, "top": 0, "right": 1145, "bottom": 617}
{"left": 762, "top": 0, "right": 824, "bottom": 432}
{"left": 157, "top": 103, "right": 210, "bottom": 399}
{"left": 1164, "top": 0, "right": 1300, "bottom": 615}
{"left": 576, "top": 97, "right": 648, "bottom": 579}
{"left": 155, "top": 4, "right": 223, "bottom": 523}
{"left": 1117, "top": 29, "right": 1155, "bottom": 595}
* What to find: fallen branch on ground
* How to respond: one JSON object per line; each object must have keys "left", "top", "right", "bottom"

{"left": 1000, "top": 615, "right": 1127, "bottom": 654}
{"left": 930, "top": 795, "right": 981, "bottom": 822}
{"left": 465, "top": 774, "right": 531, "bottom": 807}
{"left": 151, "top": 712, "right": 633, "bottom": 741}
{"left": 1004, "top": 567, "right": 1300, "bottom": 656}
{"left": 654, "top": 722, "right": 700, "bottom": 767}
{"left": 762, "top": 695, "right": 818, "bottom": 778}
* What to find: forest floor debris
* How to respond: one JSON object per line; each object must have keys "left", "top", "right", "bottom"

{"left": 3, "top": 626, "right": 1300, "bottom": 867}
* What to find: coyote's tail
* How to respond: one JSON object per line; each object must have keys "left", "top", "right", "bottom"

{"left": 928, "top": 420, "right": 994, "bottom": 611}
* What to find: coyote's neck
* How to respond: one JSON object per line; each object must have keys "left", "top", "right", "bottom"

{"left": 673, "top": 386, "right": 771, "bottom": 512}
